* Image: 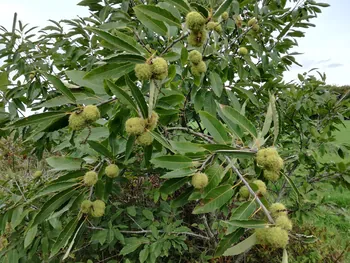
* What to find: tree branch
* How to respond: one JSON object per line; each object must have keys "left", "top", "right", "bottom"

{"left": 225, "top": 156, "right": 275, "bottom": 224}
{"left": 96, "top": 97, "right": 117, "bottom": 107}
{"left": 166, "top": 127, "right": 214, "bottom": 143}
{"left": 87, "top": 226, "right": 210, "bottom": 240}
{"left": 160, "top": 33, "right": 189, "bottom": 56}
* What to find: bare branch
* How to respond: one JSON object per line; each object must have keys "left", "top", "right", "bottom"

{"left": 87, "top": 227, "right": 210, "bottom": 240}
{"left": 166, "top": 127, "right": 214, "bottom": 143}
{"left": 160, "top": 33, "right": 189, "bottom": 56}
{"left": 225, "top": 156, "right": 275, "bottom": 224}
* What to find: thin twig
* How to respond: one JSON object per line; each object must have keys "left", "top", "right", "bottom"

{"left": 128, "top": 214, "right": 145, "bottom": 231}
{"left": 81, "top": 126, "right": 92, "bottom": 144}
{"left": 14, "top": 179, "right": 27, "bottom": 202}
{"left": 225, "top": 156, "right": 275, "bottom": 224}
{"left": 160, "top": 33, "right": 189, "bottom": 56}
{"left": 96, "top": 97, "right": 117, "bottom": 107}
{"left": 86, "top": 227, "right": 210, "bottom": 240}
{"left": 277, "top": 162, "right": 299, "bottom": 202}
{"left": 134, "top": 30, "right": 152, "bottom": 53}
{"left": 97, "top": 255, "right": 119, "bottom": 263}
{"left": 200, "top": 155, "right": 214, "bottom": 171}
{"left": 88, "top": 186, "right": 94, "bottom": 199}
{"left": 166, "top": 127, "right": 214, "bottom": 143}
{"left": 202, "top": 215, "right": 216, "bottom": 244}
{"left": 202, "top": 31, "right": 213, "bottom": 55}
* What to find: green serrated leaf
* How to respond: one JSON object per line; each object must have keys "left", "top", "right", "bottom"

{"left": 213, "top": 0, "right": 233, "bottom": 18}
{"left": 105, "top": 54, "right": 146, "bottom": 64}
{"left": 133, "top": 5, "right": 181, "bottom": 27}
{"left": 209, "top": 72, "right": 223, "bottom": 97}
{"left": 120, "top": 237, "right": 149, "bottom": 256}
{"left": 10, "top": 112, "right": 66, "bottom": 128}
{"left": 203, "top": 164, "right": 225, "bottom": 195}
{"left": 261, "top": 102, "right": 273, "bottom": 139}
{"left": 160, "top": 177, "right": 190, "bottom": 195}
{"left": 165, "top": 0, "right": 191, "bottom": 14}
{"left": 223, "top": 233, "right": 257, "bottom": 256}
{"left": 32, "top": 187, "right": 76, "bottom": 227}
{"left": 50, "top": 216, "right": 80, "bottom": 257}
{"left": 161, "top": 168, "right": 195, "bottom": 179}
{"left": 88, "top": 140, "right": 113, "bottom": 158}
{"left": 44, "top": 74, "right": 76, "bottom": 103}
{"left": 193, "top": 184, "right": 233, "bottom": 214}
{"left": 151, "top": 155, "right": 193, "bottom": 170}
{"left": 66, "top": 70, "right": 105, "bottom": 94}
{"left": 199, "top": 111, "right": 228, "bottom": 143}
{"left": 24, "top": 225, "right": 38, "bottom": 249}
{"left": 149, "top": 131, "right": 174, "bottom": 153}
{"left": 27, "top": 182, "right": 78, "bottom": 203}
{"left": 214, "top": 228, "right": 244, "bottom": 257}
{"left": 220, "top": 105, "right": 257, "bottom": 138}
{"left": 84, "top": 62, "right": 134, "bottom": 81}
{"left": 87, "top": 27, "right": 142, "bottom": 54}
{"left": 233, "top": 86, "right": 259, "bottom": 106}
{"left": 282, "top": 171, "right": 302, "bottom": 203}
{"left": 225, "top": 219, "right": 268, "bottom": 228}
{"left": 134, "top": 8, "right": 167, "bottom": 35}
{"left": 63, "top": 219, "right": 85, "bottom": 260}
{"left": 169, "top": 141, "right": 205, "bottom": 154}
{"left": 125, "top": 76, "right": 148, "bottom": 118}
{"left": 46, "top": 157, "right": 83, "bottom": 171}
{"left": 270, "top": 94, "right": 279, "bottom": 144}
{"left": 106, "top": 80, "right": 138, "bottom": 114}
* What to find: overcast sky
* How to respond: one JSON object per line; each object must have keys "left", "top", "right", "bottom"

{"left": 0, "top": 0, "right": 348, "bottom": 85}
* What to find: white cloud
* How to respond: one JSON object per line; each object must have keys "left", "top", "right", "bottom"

{"left": 283, "top": 0, "right": 350, "bottom": 85}
{"left": 0, "top": 0, "right": 89, "bottom": 29}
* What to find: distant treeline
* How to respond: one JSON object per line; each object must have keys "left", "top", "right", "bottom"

{"left": 324, "top": 85, "right": 350, "bottom": 94}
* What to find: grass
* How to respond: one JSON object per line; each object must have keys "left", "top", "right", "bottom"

{"left": 305, "top": 121, "right": 350, "bottom": 262}
{"left": 319, "top": 120, "right": 350, "bottom": 163}
{"left": 333, "top": 120, "right": 350, "bottom": 145}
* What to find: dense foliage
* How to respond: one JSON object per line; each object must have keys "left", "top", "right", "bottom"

{"left": 0, "top": 0, "right": 349, "bottom": 262}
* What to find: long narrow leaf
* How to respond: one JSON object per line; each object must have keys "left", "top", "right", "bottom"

{"left": 86, "top": 27, "right": 142, "bottom": 54}
{"left": 32, "top": 187, "right": 76, "bottom": 227}
{"left": 84, "top": 62, "right": 134, "bottom": 81}
{"left": 106, "top": 80, "right": 138, "bottom": 114}
{"left": 270, "top": 94, "right": 279, "bottom": 144}
{"left": 44, "top": 74, "right": 76, "bottom": 103}
{"left": 261, "top": 102, "right": 273, "bottom": 138}
{"left": 134, "top": 8, "right": 167, "bottom": 35}
{"left": 213, "top": 0, "right": 233, "bottom": 18}
{"left": 50, "top": 215, "right": 80, "bottom": 257}
{"left": 10, "top": 112, "right": 66, "bottom": 128}
{"left": 199, "top": 111, "right": 229, "bottom": 143}
{"left": 282, "top": 171, "right": 301, "bottom": 203}
{"left": 220, "top": 105, "right": 258, "bottom": 138}
{"left": 223, "top": 233, "right": 257, "bottom": 256}
{"left": 214, "top": 228, "right": 245, "bottom": 257}
{"left": 193, "top": 184, "right": 233, "bottom": 214}
{"left": 165, "top": 0, "right": 191, "bottom": 13}
{"left": 63, "top": 219, "right": 85, "bottom": 260}
{"left": 125, "top": 76, "right": 148, "bottom": 118}
{"left": 88, "top": 140, "right": 113, "bottom": 158}
{"left": 133, "top": 5, "right": 181, "bottom": 27}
